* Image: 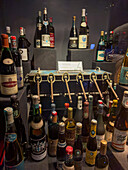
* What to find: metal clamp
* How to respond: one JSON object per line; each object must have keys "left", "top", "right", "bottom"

{"left": 47, "top": 73, "right": 55, "bottom": 103}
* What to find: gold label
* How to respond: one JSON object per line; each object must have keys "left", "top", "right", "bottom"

{"left": 90, "top": 124, "right": 96, "bottom": 138}
{"left": 3, "top": 58, "right": 13, "bottom": 65}
{"left": 85, "top": 148, "right": 97, "bottom": 165}
{"left": 66, "top": 128, "right": 75, "bottom": 146}
{"left": 79, "top": 35, "right": 87, "bottom": 48}
{"left": 48, "top": 138, "right": 58, "bottom": 156}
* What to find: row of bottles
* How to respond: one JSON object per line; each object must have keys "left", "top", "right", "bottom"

{"left": 68, "top": 8, "right": 89, "bottom": 49}
{"left": 34, "top": 8, "right": 55, "bottom": 48}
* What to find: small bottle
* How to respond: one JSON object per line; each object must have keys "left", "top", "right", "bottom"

{"left": 48, "top": 111, "right": 59, "bottom": 156}
{"left": 96, "top": 31, "right": 105, "bottom": 62}
{"left": 65, "top": 107, "right": 76, "bottom": 147}
{"left": 30, "top": 95, "right": 47, "bottom": 161}
{"left": 95, "top": 140, "right": 109, "bottom": 170}
{"left": 49, "top": 17, "right": 55, "bottom": 48}
{"left": 85, "top": 119, "right": 97, "bottom": 166}
{"left": 68, "top": 16, "right": 78, "bottom": 49}
{"left": 74, "top": 96, "right": 83, "bottom": 123}
{"left": 106, "top": 31, "right": 114, "bottom": 62}
{"left": 4, "top": 107, "right": 24, "bottom": 169}
{"left": 11, "top": 36, "right": 24, "bottom": 89}
{"left": 6, "top": 26, "right": 11, "bottom": 49}
{"left": 56, "top": 122, "right": 66, "bottom": 169}
{"left": 85, "top": 11, "right": 89, "bottom": 48}
{"left": 96, "top": 104, "right": 105, "bottom": 150}
{"left": 82, "top": 101, "right": 90, "bottom": 151}
{"left": 73, "top": 122, "right": 83, "bottom": 170}
{"left": 63, "top": 146, "right": 74, "bottom": 170}
{"left": 119, "top": 48, "right": 128, "bottom": 86}
{"left": 79, "top": 9, "right": 87, "bottom": 49}
{"left": 112, "top": 91, "right": 128, "bottom": 152}
{"left": 62, "top": 103, "right": 69, "bottom": 122}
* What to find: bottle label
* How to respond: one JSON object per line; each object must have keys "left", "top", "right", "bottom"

{"left": 69, "top": 37, "right": 78, "bottom": 40}
{"left": 48, "top": 138, "right": 58, "bottom": 156}
{"left": 84, "top": 112, "right": 88, "bottom": 119}
{"left": 74, "top": 160, "right": 82, "bottom": 170}
{"left": 69, "top": 38, "right": 78, "bottom": 48}
{"left": 74, "top": 149, "right": 81, "bottom": 158}
{"left": 31, "top": 120, "right": 43, "bottom": 129}
{"left": 30, "top": 135, "right": 47, "bottom": 160}
{"left": 96, "top": 134, "right": 105, "bottom": 149}
{"left": 122, "top": 96, "right": 128, "bottom": 108}
{"left": 3, "top": 58, "right": 13, "bottom": 65}
{"left": 94, "top": 165, "right": 109, "bottom": 170}
{"left": 79, "top": 35, "right": 87, "bottom": 48}
{"left": 5, "top": 159, "right": 24, "bottom": 170}
{"left": 85, "top": 148, "right": 97, "bottom": 165}
{"left": 119, "top": 66, "right": 128, "bottom": 85}
{"left": 50, "top": 33, "right": 55, "bottom": 48}
{"left": 77, "top": 100, "right": 82, "bottom": 110}
{"left": 36, "top": 39, "right": 41, "bottom": 48}
{"left": 81, "top": 22, "right": 86, "bottom": 27}
{"left": 17, "top": 67, "right": 24, "bottom": 88}
{"left": 19, "top": 48, "right": 28, "bottom": 61}
{"left": 97, "top": 50, "right": 105, "bottom": 61}
{"left": 57, "top": 142, "right": 66, "bottom": 148}
{"left": 66, "top": 128, "right": 75, "bottom": 146}
{"left": 41, "top": 34, "right": 50, "bottom": 47}
{"left": 43, "top": 21, "right": 48, "bottom": 26}
{"left": 5, "top": 133, "right": 17, "bottom": 142}
{"left": 112, "top": 128, "right": 128, "bottom": 151}
{"left": 90, "top": 125, "right": 96, "bottom": 138}
{"left": 57, "top": 160, "right": 64, "bottom": 170}
{"left": 105, "top": 130, "right": 113, "bottom": 142}
{"left": 1, "top": 74, "right": 18, "bottom": 95}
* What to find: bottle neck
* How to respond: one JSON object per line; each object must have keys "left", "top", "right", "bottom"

{"left": 72, "top": 19, "right": 76, "bottom": 28}
{"left": 68, "top": 111, "right": 73, "bottom": 119}
{"left": 49, "top": 21, "right": 53, "bottom": 26}
{"left": 52, "top": 115, "right": 57, "bottom": 123}
{"left": 100, "top": 144, "right": 107, "bottom": 155}
{"left": 43, "top": 14, "right": 48, "bottom": 21}
{"left": 11, "top": 39, "right": 17, "bottom": 50}
{"left": 58, "top": 132, "right": 66, "bottom": 143}
{"left": 2, "top": 38, "right": 9, "bottom": 48}
{"left": 33, "top": 104, "right": 40, "bottom": 116}
{"left": 90, "top": 123, "right": 96, "bottom": 138}
{"left": 77, "top": 99, "right": 82, "bottom": 110}
{"left": 83, "top": 105, "right": 89, "bottom": 119}
{"left": 6, "top": 113, "right": 14, "bottom": 125}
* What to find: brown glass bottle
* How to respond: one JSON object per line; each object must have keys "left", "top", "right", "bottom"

{"left": 63, "top": 146, "right": 74, "bottom": 170}
{"left": 49, "top": 17, "right": 55, "bottom": 48}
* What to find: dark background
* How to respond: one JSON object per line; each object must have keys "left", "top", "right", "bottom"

{"left": 0, "top": 0, "right": 128, "bottom": 61}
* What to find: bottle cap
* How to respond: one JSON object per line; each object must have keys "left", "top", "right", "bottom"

{"left": 44, "top": 7, "right": 47, "bottom": 14}
{"left": 6, "top": 26, "right": 10, "bottom": 33}
{"left": 100, "top": 140, "right": 107, "bottom": 155}
{"left": 84, "top": 101, "right": 89, "bottom": 106}
{"left": 4, "top": 107, "right": 14, "bottom": 125}
{"left": 20, "top": 27, "right": 23, "bottom": 30}
{"left": 51, "top": 103, "right": 56, "bottom": 109}
{"left": 76, "top": 122, "right": 82, "bottom": 135}
{"left": 39, "top": 104, "right": 42, "bottom": 108}
{"left": 91, "top": 119, "right": 97, "bottom": 125}
{"left": 105, "top": 32, "right": 107, "bottom": 35}
{"left": 113, "top": 99, "right": 118, "bottom": 106}
{"left": 66, "top": 146, "right": 73, "bottom": 154}
{"left": 1, "top": 34, "right": 9, "bottom": 48}
{"left": 73, "top": 16, "right": 76, "bottom": 20}
{"left": 101, "top": 31, "right": 104, "bottom": 36}
{"left": 49, "top": 17, "right": 53, "bottom": 22}
{"left": 11, "top": 36, "right": 16, "bottom": 40}
{"left": 78, "top": 96, "right": 82, "bottom": 100}
{"left": 98, "top": 100, "right": 103, "bottom": 104}
{"left": 110, "top": 31, "right": 113, "bottom": 34}
{"left": 59, "top": 122, "right": 65, "bottom": 133}
{"left": 76, "top": 122, "right": 82, "bottom": 128}
{"left": 65, "top": 103, "right": 69, "bottom": 108}
{"left": 32, "top": 95, "right": 39, "bottom": 105}
{"left": 4, "top": 107, "right": 13, "bottom": 115}
{"left": 68, "top": 107, "right": 73, "bottom": 112}
{"left": 38, "top": 11, "right": 41, "bottom": 16}
{"left": 52, "top": 111, "right": 57, "bottom": 116}
{"left": 82, "top": 8, "right": 86, "bottom": 16}
{"left": 88, "top": 95, "right": 93, "bottom": 101}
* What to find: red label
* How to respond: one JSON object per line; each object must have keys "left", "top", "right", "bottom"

{"left": 50, "top": 33, "right": 55, "bottom": 48}
{"left": 2, "top": 81, "right": 17, "bottom": 88}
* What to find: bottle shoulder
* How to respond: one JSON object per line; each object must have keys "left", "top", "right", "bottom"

{"left": 95, "top": 153, "right": 109, "bottom": 168}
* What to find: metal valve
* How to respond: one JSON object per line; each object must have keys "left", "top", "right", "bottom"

{"left": 47, "top": 73, "right": 55, "bottom": 103}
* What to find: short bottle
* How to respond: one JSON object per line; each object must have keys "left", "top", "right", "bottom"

{"left": 95, "top": 140, "right": 109, "bottom": 170}
{"left": 63, "top": 146, "right": 74, "bottom": 170}
{"left": 112, "top": 91, "right": 128, "bottom": 152}
{"left": 62, "top": 103, "right": 69, "bottom": 122}
{"left": 85, "top": 119, "right": 97, "bottom": 166}
{"left": 49, "top": 17, "right": 55, "bottom": 48}
{"left": 74, "top": 96, "right": 83, "bottom": 123}
{"left": 6, "top": 26, "right": 11, "bottom": 49}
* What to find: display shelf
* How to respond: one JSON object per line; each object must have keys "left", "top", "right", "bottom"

{"left": 67, "top": 49, "right": 94, "bottom": 69}
{"left": 33, "top": 48, "right": 56, "bottom": 70}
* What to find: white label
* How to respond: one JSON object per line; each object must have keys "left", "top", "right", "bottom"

{"left": 19, "top": 48, "right": 28, "bottom": 61}
{"left": 105, "top": 130, "right": 113, "bottom": 142}
{"left": 31, "top": 149, "right": 47, "bottom": 161}
{"left": 43, "top": 21, "right": 48, "bottom": 26}
{"left": 17, "top": 67, "right": 24, "bottom": 88}
{"left": 3, "top": 58, "right": 13, "bottom": 65}
{"left": 97, "top": 50, "right": 105, "bottom": 61}
{"left": 81, "top": 22, "right": 86, "bottom": 27}
{"left": 96, "top": 134, "right": 105, "bottom": 149}
{"left": 7, "top": 114, "right": 14, "bottom": 125}
{"left": 79, "top": 35, "right": 87, "bottom": 48}
{"left": 95, "top": 165, "right": 109, "bottom": 170}
{"left": 42, "top": 34, "right": 50, "bottom": 47}
{"left": 77, "top": 100, "right": 82, "bottom": 110}
{"left": 112, "top": 128, "right": 128, "bottom": 151}
{"left": 1, "top": 74, "right": 18, "bottom": 95}
{"left": 122, "top": 96, "right": 128, "bottom": 108}
{"left": 69, "top": 37, "right": 78, "bottom": 40}
{"left": 58, "top": 61, "right": 83, "bottom": 71}
{"left": 31, "top": 120, "right": 43, "bottom": 129}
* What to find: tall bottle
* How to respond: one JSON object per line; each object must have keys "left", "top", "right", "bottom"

{"left": 63, "top": 146, "right": 74, "bottom": 170}
{"left": 11, "top": 95, "right": 27, "bottom": 159}
{"left": 96, "top": 104, "right": 105, "bottom": 150}
{"left": 82, "top": 101, "right": 90, "bottom": 151}
{"left": 96, "top": 31, "right": 105, "bottom": 62}
{"left": 104, "top": 32, "right": 108, "bottom": 50}
{"left": 73, "top": 122, "right": 83, "bottom": 170}
{"left": 68, "top": 16, "right": 78, "bottom": 49}
{"left": 95, "top": 140, "right": 109, "bottom": 170}
{"left": 6, "top": 26, "right": 11, "bottom": 50}
{"left": 65, "top": 107, "right": 76, "bottom": 147}
{"left": 62, "top": 103, "right": 69, "bottom": 122}
{"left": 119, "top": 48, "right": 128, "bottom": 86}
{"left": 4, "top": 107, "right": 24, "bottom": 169}
{"left": 85, "top": 12, "right": 89, "bottom": 48}
{"left": 89, "top": 95, "right": 93, "bottom": 121}
{"left": 48, "top": 111, "right": 59, "bottom": 156}
{"left": 30, "top": 95, "right": 47, "bottom": 161}
{"left": 49, "top": 17, "right": 55, "bottom": 48}
{"left": 74, "top": 96, "right": 83, "bottom": 122}
{"left": 18, "top": 27, "right": 29, "bottom": 61}
{"left": 112, "top": 91, "right": 128, "bottom": 152}
{"left": 78, "top": 9, "right": 87, "bottom": 49}
{"left": 41, "top": 8, "right": 50, "bottom": 48}
{"left": 11, "top": 36, "right": 24, "bottom": 89}
{"left": 56, "top": 122, "right": 66, "bottom": 169}
{"left": 85, "top": 119, "right": 97, "bottom": 166}
{"left": 0, "top": 34, "right": 18, "bottom": 96}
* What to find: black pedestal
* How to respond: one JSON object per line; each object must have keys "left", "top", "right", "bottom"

{"left": 67, "top": 49, "right": 94, "bottom": 69}
{"left": 33, "top": 48, "right": 56, "bottom": 70}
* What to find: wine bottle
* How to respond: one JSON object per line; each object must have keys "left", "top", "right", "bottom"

{"left": 30, "top": 95, "right": 47, "bottom": 161}
{"left": 36, "top": 11, "right": 43, "bottom": 28}
{"left": 112, "top": 91, "right": 128, "bottom": 151}
{"left": 68, "top": 16, "right": 78, "bottom": 49}
{"left": 85, "top": 119, "right": 97, "bottom": 166}
{"left": 104, "top": 32, "right": 108, "bottom": 50}
{"left": 0, "top": 34, "right": 18, "bottom": 96}
{"left": 119, "top": 48, "right": 128, "bottom": 86}
{"left": 74, "top": 96, "right": 83, "bottom": 123}
{"left": 96, "top": 104, "right": 105, "bottom": 150}
{"left": 41, "top": 8, "right": 50, "bottom": 48}
{"left": 82, "top": 101, "right": 90, "bottom": 151}
{"left": 49, "top": 17, "right": 55, "bottom": 48}
{"left": 96, "top": 31, "right": 105, "bottom": 62}
{"left": 56, "top": 122, "right": 66, "bottom": 169}
{"left": 63, "top": 146, "right": 74, "bottom": 170}
{"left": 6, "top": 26, "right": 11, "bottom": 49}
{"left": 85, "top": 12, "right": 89, "bottom": 48}
{"left": 62, "top": 103, "right": 69, "bottom": 122}
{"left": 95, "top": 140, "right": 109, "bottom": 170}
{"left": 73, "top": 122, "right": 83, "bottom": 170}
{"left": 78, "top": 9, "right": 87, "bottom": 49}
{"left": 65, "top": 107, "right": 76, "bottom": 147}
{"left": 11, "top": 36, "right": 24, "bottom": 89}
{"left": 4, "top": 107, "right": 24, "bottom": 169}
{"left": 18, "top": 27, "right": 29, "bottom": 61}
{"left": 48, "top": 111, "right": 59, "bottom": 156}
